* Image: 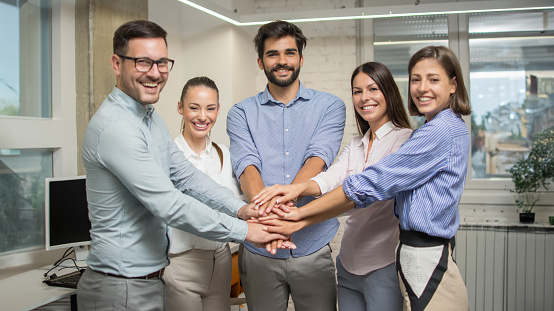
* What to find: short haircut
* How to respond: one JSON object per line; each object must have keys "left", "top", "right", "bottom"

{"left": 254, "top": 20, "right": 307, "bottom": 59}
{"left": 351, "top": 62, "right": 412, "bottom": 136}
{"left": 407, "top": 46, "right": 471, "bottom": 117}
{"left": 113, "top": 20, "right": 167, "bottom": 56}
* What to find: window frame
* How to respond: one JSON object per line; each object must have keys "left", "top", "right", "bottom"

{"left": 459, "top": 11, "right": 554, "bottom": 207}
{"left": 369, "top": 11, "right": 554, "bottom": 206}
{"left": 0, "top": 0, "right": 76, "bottom": 268}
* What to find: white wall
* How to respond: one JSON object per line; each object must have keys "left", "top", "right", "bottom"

{"left": 150, "top": 0, "right": 258, "bottom": 147}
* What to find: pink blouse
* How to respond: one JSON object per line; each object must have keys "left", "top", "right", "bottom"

{"left": 311, "top": 121, "right": 412, "bottom": 275}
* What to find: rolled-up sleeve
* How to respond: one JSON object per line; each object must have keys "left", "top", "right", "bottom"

{"left": 304, "top": 98, "right": 346, "bottom": 169}
{"left": 227, "top": 103, "right": 262, "bottom": 180}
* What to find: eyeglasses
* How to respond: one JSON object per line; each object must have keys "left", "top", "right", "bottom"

{"left": 117, "top": 55, "right": 175, "bottom": 73}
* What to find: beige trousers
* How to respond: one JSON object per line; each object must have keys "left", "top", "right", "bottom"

{"left": 164, "top": 245, "right": 232, "bottom": 311}
{"left": 397, "top": 242, "right": 469, "bottom": 311}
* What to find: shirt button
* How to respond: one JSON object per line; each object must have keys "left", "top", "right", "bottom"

{"left": 285, "top": 152, "right": 289, "bottom": 156}
{"left": 286, "top": 175, "right": 290, "bottom": 178}
{"left": 285, "top": 129, "right": 289, "bottom": 132}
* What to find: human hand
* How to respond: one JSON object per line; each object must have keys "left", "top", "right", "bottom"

{"left": 253, "top": 184, "right": 303, "bottom": 215}
{"left": 259, "top": 218, "right": 306, "bottom": 237}
{"left": 263, "top": 239, "right": 297, "bottom": 255}
{"left": 237, "top": 202, "right": 260, "bottom": 220}
{"left": 259, "top": 206, "right": 303, "bottom": 222}
{"left": 246, "top": 217, "right": 298, "bottom": 255}
{"left": 245, "top": 222, "right": 292, "bottom": 245}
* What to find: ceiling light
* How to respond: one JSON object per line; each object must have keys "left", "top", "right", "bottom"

{"left": 178, "top": 0, "right": 554, "bottom": 26}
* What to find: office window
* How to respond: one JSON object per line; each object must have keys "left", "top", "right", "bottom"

{"left": 0, "top": 0, "right": 55, "bottom": 255}
{"left": 373, "top": 15, "right": 449, "bottom": 126}
{"left": 0, "top": 149, "right": 52, "bottom": 253}
{"left": 0, "top": 0, "right": 51, "bottom": 118}
{"left": 469, "top": 10, "right": 554, "bottom": 178}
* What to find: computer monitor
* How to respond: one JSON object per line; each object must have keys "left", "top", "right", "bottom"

{"left": 45, "top": 175, "right": 91, "bottom": 261}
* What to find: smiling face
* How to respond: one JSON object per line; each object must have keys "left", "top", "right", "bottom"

{"left": 258, "top": 35, "right": 303, "bottom": 88}
{"left": 352, "top": 72, "right": 389, "bottom": 131}
{"left": 112, "top": 37, "right": 168, "bottom": 106}
{"left": 409, "top": 58, "right": 457, "bottom": 121}
{"left": 178, "top": 86, "right": 219, "bottom": 141}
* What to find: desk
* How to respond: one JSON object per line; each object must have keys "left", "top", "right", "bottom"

{"left": 0, "top": 245, "right": 244, "bottom": 310}
{"left": 0, "top": 266, "right": 77, "bottom": 311}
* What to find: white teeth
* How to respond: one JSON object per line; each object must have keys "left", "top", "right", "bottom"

{"left": 362, "top": 105, "right": 376, "bottom": 111}
{"left": 418, "top": 97, "right": 432, "bottom": 102}
{"left": 142, "top": 82, "right": 158, "bottom": 87}
{"left": 193, "top": 123, "right": 208, "bottom": 128}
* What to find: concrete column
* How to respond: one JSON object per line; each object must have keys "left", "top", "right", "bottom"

{"left": 75, "top": 0, "right": 147, "bottom": 174}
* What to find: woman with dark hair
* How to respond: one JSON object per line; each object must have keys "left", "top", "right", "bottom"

{"left": 164, "top": 76, "right": 244, "bottom": 311}
{"left": 254, "top": 62, "right": 412, "bottom": 310}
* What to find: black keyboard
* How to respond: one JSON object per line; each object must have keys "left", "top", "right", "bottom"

{"left": 43, "top": 269, "right": 85, "bottom": 289}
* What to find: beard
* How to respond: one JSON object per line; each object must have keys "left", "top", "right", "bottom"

{"left": 264, "top": 64, "right": 301, "bottom": 88}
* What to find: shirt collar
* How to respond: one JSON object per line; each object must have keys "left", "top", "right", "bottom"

{"left": 111, "top": 86, "right": 155, "bottom": 121}
{"left": 357, "top": 121, "right": 396, "bottom": 147}
{"left": 260, "top": 81, "right": 311, "bottom": 106}
{"left": 427, "top": 108, "right": 457, "bottom": 123}
{"left": 175, "top": 135, "right": 213, "bottom": 159}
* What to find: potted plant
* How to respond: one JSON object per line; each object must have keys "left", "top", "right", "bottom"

{"left": 509, "top": 127, "right": 554, "bottom": 223}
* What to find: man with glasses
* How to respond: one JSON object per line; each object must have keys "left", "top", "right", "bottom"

{"left": 78, "top": 20, "right": 288, "bottom": 311}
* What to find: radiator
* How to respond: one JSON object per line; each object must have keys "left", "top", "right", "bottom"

{"left": 455, "top": 224, "right": 554, "bottom": 311}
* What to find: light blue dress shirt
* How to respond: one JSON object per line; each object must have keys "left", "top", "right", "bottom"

{"left": 227, "top": 82, "right": 346, "bottom": 258}
{"left": 343, "top": 109, "right": 470, "bottom": 239}
{"left": 82, "top": 87, "right": 247, "bottom": 277}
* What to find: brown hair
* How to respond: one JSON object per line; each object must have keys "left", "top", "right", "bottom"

{"left": 351, "top": 62, "right": 412, "bottom": 136}
{"left": 407, "top": 46, "right": 471, "bottom": 117}
{"left": 178, "top": 76, "right": 223, "bottom": 170}
{"left": 254, "top": 20, "right": 307, "bottom": 60}
{"left": 113, "top": 20, "right": 167, "bottom": 56}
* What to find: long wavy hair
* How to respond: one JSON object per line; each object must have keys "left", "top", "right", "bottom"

{"left": 351, "top": 62, "right": 412, "bottom": 136}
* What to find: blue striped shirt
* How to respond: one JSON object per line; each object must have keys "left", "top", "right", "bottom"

{"left": 227, "top": 82, "right": 346, "bottom": 258}
{"left": 342, "top": 109, "right": 469, "bottom": 239}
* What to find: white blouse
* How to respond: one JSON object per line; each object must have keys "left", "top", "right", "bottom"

{"left": 169, "top": 135, "right": 245, "bottom": 254}
{"left": 312, "top": 121, "right": 412, "bottom": 275}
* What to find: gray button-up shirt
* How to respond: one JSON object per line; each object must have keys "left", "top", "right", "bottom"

{"left": 82, "top": 87, "right": 247, "bottom": 277}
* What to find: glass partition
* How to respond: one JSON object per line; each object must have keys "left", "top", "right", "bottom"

{"left": 0, "top": 149, "right": 53, "bottom": 253}
{"left": 0, "top": 0, "right": 51, "bottom": 118}
{"left": 374, "top": 15, "right": 449, "bottom": 127}
{"left": 468, "top": 10, "right": 554, "bottom": 178}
